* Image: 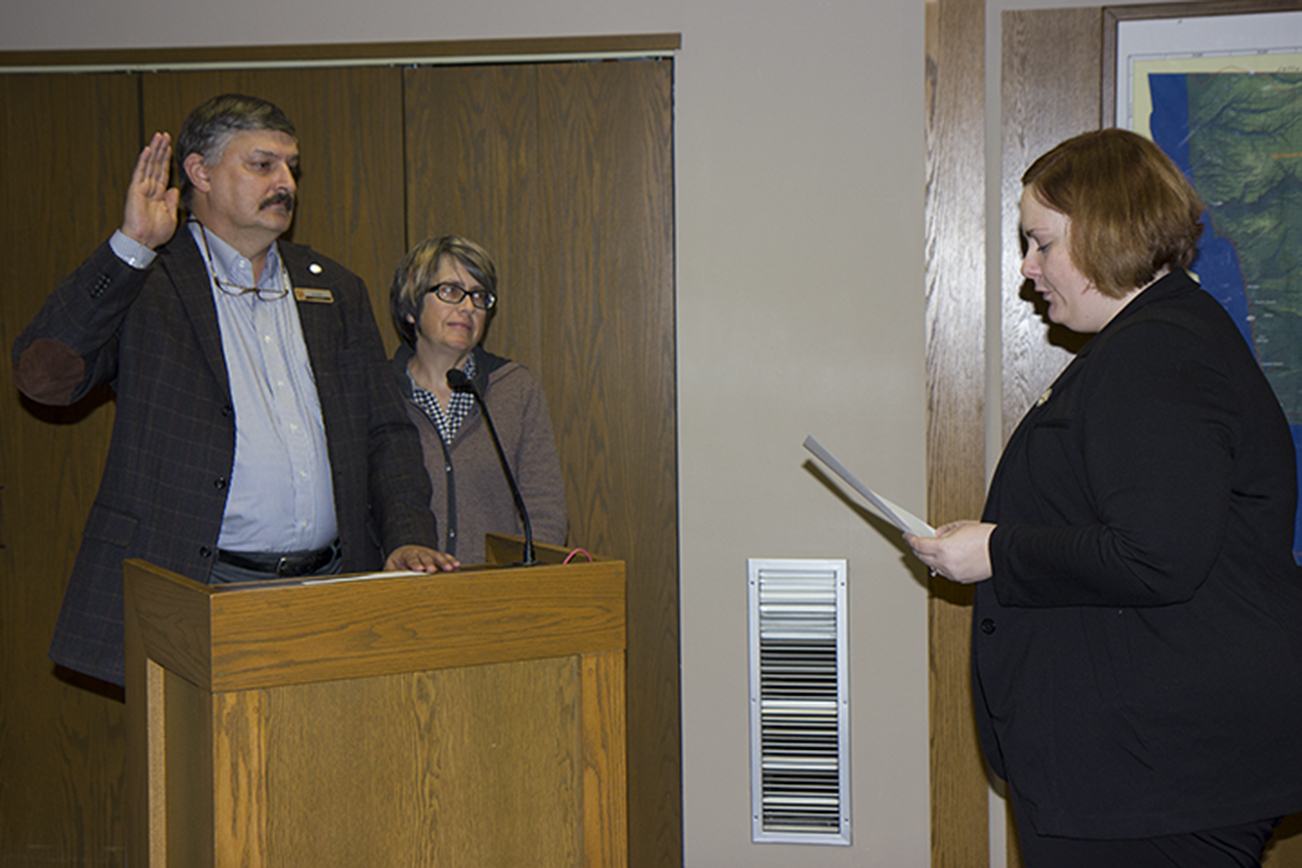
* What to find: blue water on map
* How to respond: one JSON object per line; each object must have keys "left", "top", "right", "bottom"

{"left": 1150, "top": 72, "right": 1302, "bottom": 564}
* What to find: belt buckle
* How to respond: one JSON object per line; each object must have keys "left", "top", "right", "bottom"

{"left": 275, "top": 555, "right": 294, "bottom": 577}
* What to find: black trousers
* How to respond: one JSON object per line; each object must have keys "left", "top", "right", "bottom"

{"left": 1012, "top": 790, "right": 1280, "bottom": 868}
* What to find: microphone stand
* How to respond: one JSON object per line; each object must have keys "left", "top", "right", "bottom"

{"left": 447, "top": 368, "right": 536, "bottom": 565}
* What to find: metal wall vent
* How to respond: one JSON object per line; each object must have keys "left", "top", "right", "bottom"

{"left": 747, "top": 558, "right": 850, "bottom": 845}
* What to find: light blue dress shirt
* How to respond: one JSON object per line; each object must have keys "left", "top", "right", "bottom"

{"left": 110, "top": 226, "right": 338, "bottom": 553}
{"left": 190, "top": 223, "right": 338, "bottom": 552}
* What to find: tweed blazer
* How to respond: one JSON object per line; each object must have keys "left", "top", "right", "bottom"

{"left": 14, "top": 232, "right": 436, "bottom": 685}
{"left": 974, "top": 269, "right": 1302, "bottom": 838}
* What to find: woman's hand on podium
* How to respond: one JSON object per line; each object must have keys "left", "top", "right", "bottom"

{"left": 385, "top": 544, "right": 459, "bottom": 573}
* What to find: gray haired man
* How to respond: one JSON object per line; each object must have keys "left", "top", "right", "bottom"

{"left": 14, "top": 93, "right": 455, "bottom": 687}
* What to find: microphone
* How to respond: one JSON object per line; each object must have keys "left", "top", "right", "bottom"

{"left": 447, "top": 368, "right": 536, "bottom": 565}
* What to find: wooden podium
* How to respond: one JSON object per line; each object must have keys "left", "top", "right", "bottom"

{"left": 123, "top": 536, "right": 626, "bottom": 867}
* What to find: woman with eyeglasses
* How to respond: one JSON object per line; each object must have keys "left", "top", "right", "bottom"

{"left": 389, "top": 235, "right": 567, "bottom": 564}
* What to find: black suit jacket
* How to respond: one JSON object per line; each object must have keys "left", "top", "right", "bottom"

{"left": 14, "top": 231, "right": 436, "bottom": 686}
{"left": 975, "top": 269, "right": 1302, "bottom": 838}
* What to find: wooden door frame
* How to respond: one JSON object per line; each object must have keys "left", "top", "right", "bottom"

{"left": 0, "top": 34, "right": 679, "bottom": 69}
{"left": 925, "top": 0, "right": 991, "bottom": 863}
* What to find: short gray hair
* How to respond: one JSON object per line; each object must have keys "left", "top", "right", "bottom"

{"left": 175, "top": 94, "right": 296, "bottom": 205}
{"left": 390, "top": 235, "right": 499, "bottom": 348}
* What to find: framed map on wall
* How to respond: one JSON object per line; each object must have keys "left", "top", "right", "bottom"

{"left": 1112, "top": 8, "right": 1302, "bottom": 563}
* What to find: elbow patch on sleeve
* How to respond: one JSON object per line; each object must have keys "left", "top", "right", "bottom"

{"left": 15, "top": 338, "right": 87, "bottom": 405}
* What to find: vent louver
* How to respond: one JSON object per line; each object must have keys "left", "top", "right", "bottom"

{"left": 747, "top": 558, "right": 851, "bottom": 845}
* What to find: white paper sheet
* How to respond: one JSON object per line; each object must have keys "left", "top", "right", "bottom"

{"left": 301, "top": 570, "right": 423, "bottom": 585}
{"left": 804, "top": 435, "right": 935, "bottom": 538}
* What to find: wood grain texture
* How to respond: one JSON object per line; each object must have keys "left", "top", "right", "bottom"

{"left": 141, "top": 67, "right": 408, "bottom": 341}
{"left": 5, "top": 55, "right": 677, "bottom": 868}
{"left": 1000, "top": 8, "right": 1101, "bottom": 444}
{"left": 583, "top": 650, "right": 629, "bottom": 868}
{"left": 406, "top": 59, "right": 680, "bottom": 868}
{"left": 485, "top": 533, "right": 588, "bottom": 566}
{"left": 925, "top": 0, "right": 991, "bottom": 864}
{"left": 211, "top": 567, "right": 624, "bottom": 689}
{"left": 125, "top": 578, "right": 171, "bottom": 868}
{"left": 998, "top": 11, "right": 1104, "bottom": 866}
{"left": 125, "top": 555, "right": 627, "bottom": 866}
{"left": 124, "top": 561, "right": 214, "bottom": 686}
{"left": 0, "top": 34, "right": 681, "bottom": 70}
{"left": 127, "top": 559, "right": 625, "bottom": 691}
{"left": 0, "top": 72, "right": 135, "bottom": 868}
{"left": 1266, "top": 814, "right": 1302, "bottom": 868}
{"left": 1105, "top": 0, "right": 1301, "bottom": 22}
{"left": 145, "top": 662, "right": 167, "bottom": 868}
{"left": 256, "top": 662, "right": 583, "bottom": 865}
{"left": 535, "top": 61, "right": 680, "bottom": 868}
{"left": 162, "top": 669, "right": 215, "bottom": 868}
{"left": 403, "top": 64, "right": 541, "bottom": 360}
{"left": 211, "top": 690, "right": 268, "bottom": 866}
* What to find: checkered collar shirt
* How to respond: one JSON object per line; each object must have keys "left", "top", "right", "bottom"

{"left": 409, "top": 354, "right": 478, "bottom": 444}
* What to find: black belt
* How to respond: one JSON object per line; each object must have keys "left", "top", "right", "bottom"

{"left": 216, "top": 541, "right": 338, "bottom": 578}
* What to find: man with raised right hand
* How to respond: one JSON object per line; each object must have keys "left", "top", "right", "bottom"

{"left": 15, "top": 93, "right": 455, "bottom": 689}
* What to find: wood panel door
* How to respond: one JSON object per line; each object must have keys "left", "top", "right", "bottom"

{"left": 405, "top": 59, "right": 680, "bottom": 868}
{"left": 0, "top": 71, "right": 138, "bottom": 867}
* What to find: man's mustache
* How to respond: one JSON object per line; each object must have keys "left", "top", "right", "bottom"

{"left": 260, "top": 190, "right": 296, "bottom": 211}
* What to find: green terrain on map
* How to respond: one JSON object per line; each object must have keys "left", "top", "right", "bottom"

{"left": 1183, "top": 72, "right": 1302, "bottom": 421}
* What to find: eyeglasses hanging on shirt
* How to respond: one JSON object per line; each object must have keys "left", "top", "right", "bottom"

{"left": 194, "top": 220, "right": 291, "bottom": 302}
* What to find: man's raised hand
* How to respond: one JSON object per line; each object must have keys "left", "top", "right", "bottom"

{"left": 121, "top": 132, "right": 180, "bottom": 250}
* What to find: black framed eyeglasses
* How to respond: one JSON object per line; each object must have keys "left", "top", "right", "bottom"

{"left": 428, "top": 282, "right": 496, "bottom": 311}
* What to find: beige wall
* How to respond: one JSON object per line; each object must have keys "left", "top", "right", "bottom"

{"left": 1, "top": 1, "right": 931, "bottom": 865}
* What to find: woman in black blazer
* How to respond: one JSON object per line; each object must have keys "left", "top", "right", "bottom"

{"left": 909, "top": 129, "right": 1302, "bottom": 867}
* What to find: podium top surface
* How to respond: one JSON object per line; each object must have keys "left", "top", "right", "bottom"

{"left": 123, "top": 552, "right": 625, "bottom": 693}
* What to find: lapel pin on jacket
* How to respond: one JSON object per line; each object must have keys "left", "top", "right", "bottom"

{"left": 294, "top": 262, "right": 334, "bottom": 302}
